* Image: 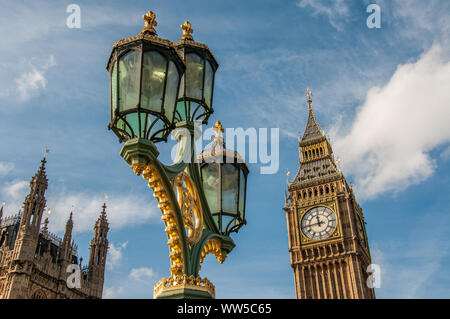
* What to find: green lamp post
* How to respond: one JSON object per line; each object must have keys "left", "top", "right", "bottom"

{"left": 106, "top": 11, "right": 249, "bottom": 299}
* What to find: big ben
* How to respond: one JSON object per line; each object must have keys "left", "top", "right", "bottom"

{"left": 284, "top": 88, "right": 375, "bottom": 299}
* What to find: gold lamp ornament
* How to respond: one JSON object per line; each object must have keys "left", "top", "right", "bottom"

{"left": 181, "top": 21, "right": 194, "bottom": 41}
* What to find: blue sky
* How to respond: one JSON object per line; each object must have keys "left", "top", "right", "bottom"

{"left": 0, "top": 0, "right": 449, "bottom": 298}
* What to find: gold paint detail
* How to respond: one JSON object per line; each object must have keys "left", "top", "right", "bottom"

{"left": 172, "top": 172, "right": 203, "bottom": 246}
{"left": 142, "top": 10, "right": 157, "bottom": 35}
{"left": 212, "top": 120, "right": 224, "bottom": 143}
{"left": 298, "top": 202, "right": 341, "bottom": 246}
{"left": 132, "top": 163, "right": 184, "bottom": 276}
{"left": 174, "top": 39, "right": 218, "bottom": 65}
{"left": 198, "top": 238, "right": 227, "bottom": 271}
{"left": 181, "top": 21, "right": 194, "bottom": 40}
{"left": 154, "top": 274, "right": 215, "bottom": 298}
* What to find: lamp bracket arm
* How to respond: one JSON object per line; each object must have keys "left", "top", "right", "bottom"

{"left": 189, "top": 230, "right": 235, "bottom": 277}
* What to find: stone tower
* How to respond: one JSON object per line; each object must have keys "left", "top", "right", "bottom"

{"left": 3, "top": 157, "right": 48, "bottom": 298}
{"left": 0, "top": 157, "right": 110, "bottom": 299}
{"left": 88, "top": 203, "right": 109, "bottom": 298}
{"left": 284, "top": 89, "right": 375, "bottom": 299}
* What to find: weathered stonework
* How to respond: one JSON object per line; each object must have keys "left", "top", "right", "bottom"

{"left": 0, "top": 158, "right": 109, "bottom": 299}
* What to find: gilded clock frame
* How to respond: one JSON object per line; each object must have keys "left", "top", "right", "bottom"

{"left": 297, "top": 200, "right": 342, "bottom": 246}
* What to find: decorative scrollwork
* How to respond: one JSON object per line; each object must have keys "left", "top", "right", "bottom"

{"left": 198, "top": 238, "right": 227, "bottom": 271}
{"left": 132, "top": 163, "right": 185, "bottom": 276}
{"left": 173, "top": 172, "right": 203, "bottom": 246}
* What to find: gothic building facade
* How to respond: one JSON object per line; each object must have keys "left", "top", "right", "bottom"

{"left": 284, "top": 89, "right": 375, "bottom": 299}
{"left": 0, "top": 157, "right": 109, "bottom": 299}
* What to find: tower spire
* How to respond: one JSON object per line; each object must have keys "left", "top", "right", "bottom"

{"left": 300, "top": 88, "right": 324, "bottom": 143}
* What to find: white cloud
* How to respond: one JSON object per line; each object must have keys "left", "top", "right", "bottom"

{"left": 16, "top": 68, "right": 47, "bottom": 101}
{"left": 107, "top": 241, "right": 128, "bottom": 270}
{"left": 46, "top": 192, "right": 160, "bottom": 233}
{"left": 1, "top": 180, "right": 29, "bottom": 215}
{"left": 332, "top": 44, "right": 450, "bottom": 199}
{"left": 103, "top": 286, "right": 124, "bottom": 299}
{"left": 297, "top": 0, "right": 350, "bottom": 31}
{"left": 103, "top": 267, "right": 158, "bottom": 298}
{"left": 0, "top": 178, "right": 160, "bottom": 232}
{"left": 0, "top": 162, "right": 14, "bottom": 176}
{"left": 14, "top": 54, "right": 56, "bottom": 101}
{"left": 129, "top": 267, "right": 157, "bottom": 281}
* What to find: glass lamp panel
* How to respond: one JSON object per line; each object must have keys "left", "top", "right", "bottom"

{"left": 239, "top": 169, "right": 246, "bottom": 219}
{"left": 150, "top": 118, "right": 165, "bottom": 140}
{"left": 175, "top": 101, "right": 186, "bottom": 121}
{"left": 119, "top": 50, "right": 140, "bottom": 111}
{"left": 141, "top": 51, "right": 167, "bottom": 113}
{"left": 111, "top": 62, "right": 118, "bottom": 119}
{"left": 117, "top": 118, "right": 125, "bottom": 136}
{"left": 125, "top": 113, "right": 139, "bottom": 137}
{"left": 140, "top": 113, "right": 148, "bottom": 137}
{"left": 185, "top": 53, "right": 204, "bottom": 100}
{"left": 163, "top": 61, "right": 179, "bottom": 123}
{"left": 201, "top": 163, "right": 220, "bottom": 215}
{"left": 190, "top": 101, "right": 201, "bottom": 120}
{"left": 222, "top": 164, "right": 239, "bottom": 214}
{"left": 221, "top": 215, "right": 235, "bottom": 234}
{"left": 204, "top": 60, "right": 213, "bottom": 108}
{"left": 178, "top": 74, "right": 185, "bottom": 98}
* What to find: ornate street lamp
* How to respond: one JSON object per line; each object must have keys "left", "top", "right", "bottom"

{"left": 198, "top": 121, "right": 248, "bottom": 235}
{"left": 107, "top": 11, "right": 185, "bottom": 143}
{"left": 174, "top": 21, "right": 218, "bottom": 124}
{"left": 106, "top": 11, "right": 249, "bottom": 299}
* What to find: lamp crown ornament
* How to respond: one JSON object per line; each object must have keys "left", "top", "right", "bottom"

{"left": 181, "top": 21, "right": 194, "bottom": 40}
{"left": 213, "top": 120, "right": 224, "bottom": 136}
{"left": 142, "top": 10, "right": 157, "bottom": 35}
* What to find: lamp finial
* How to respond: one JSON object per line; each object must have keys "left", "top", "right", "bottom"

{"left": 142, "top": 10, "right": 157, "bottom": 35}
{"left": 213, "top": 120, "right": 224, "bottom": 137}
{"left": 181, "top": 21, "right": 194, "bottom": 40}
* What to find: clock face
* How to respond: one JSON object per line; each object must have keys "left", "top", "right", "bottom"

{"left": 356, "top": 215, "right": 366, "bottom": 247}
{"left": 301, "top": 207, "right": 337, "bottom": 241}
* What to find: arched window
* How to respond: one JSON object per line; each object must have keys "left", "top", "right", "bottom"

{"left": 31, "top": 289, "right": 47, "bottom": 299}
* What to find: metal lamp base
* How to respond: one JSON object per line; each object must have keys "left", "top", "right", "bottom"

{"left": 154, "top": 275, "right": 215, "bottom": 299}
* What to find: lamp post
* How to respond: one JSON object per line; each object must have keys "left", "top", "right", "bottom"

{"left": 106, "top": 11, "right": 249, "bottom": 299}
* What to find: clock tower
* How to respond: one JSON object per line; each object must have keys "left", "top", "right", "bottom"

{"left": 284, "top": 88, "right": 375, "bottom": 299}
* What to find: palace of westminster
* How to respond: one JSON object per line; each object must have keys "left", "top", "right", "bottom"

{"left": 0, "top": 157, "right": 109, "bottom": 299}
{"left": 0, "top": 90, "right": 374, "bottom": 299}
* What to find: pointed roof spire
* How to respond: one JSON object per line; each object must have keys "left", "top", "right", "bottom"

{"left": 32, "top": 149, "right": 49, "bottom": 186}
{"left": 96, "top": 196, "right": 109, "bottom": 229}
{"left": 67, "top": 209, "right": 73, "bottom": 227}
{"left": 300, "top": 88, "right": 324, "bottom": 144}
